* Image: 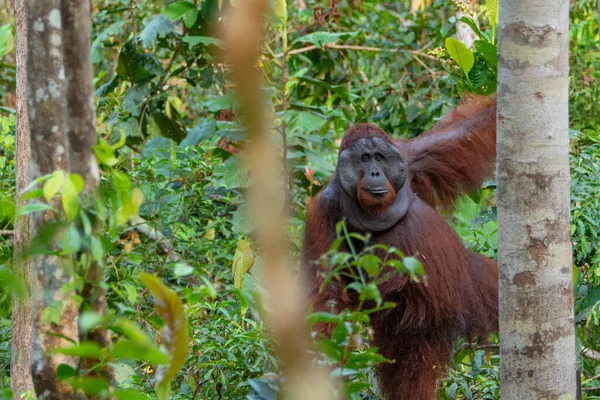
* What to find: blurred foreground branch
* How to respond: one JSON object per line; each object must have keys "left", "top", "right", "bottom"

{"left": 224, "top": 1, "right": 333, "bottom": 399}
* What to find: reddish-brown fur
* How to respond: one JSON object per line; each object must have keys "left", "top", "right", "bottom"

{"left": 303, "top": 95, "right": 498, "bottom": 399}
{"left": 357, "top": 179, "right": 397, "bottom": 216}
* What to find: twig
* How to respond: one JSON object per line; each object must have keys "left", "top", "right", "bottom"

{"left": 411, "top": 53, "right": 437, "bottom": 75}
{"left": 583, "top": 348, "right": 600, "bottom": 363}
{"left": 583, "top": 370, "right": 600, "bottom": 385}
{"left": 124, "top": 216, "right": 181, "bottom": 263}
{"left": 583, "top": 386, "right": 600, "bottom": 392}
{"left": 0, "top": 230, "right": 14, "bottom": 236}
{"left": 130, "top": 0, "right": 137, "bottom": 37}
{"left": 475, "top": 343, "right": 499, "bottom": 350}
{"left": 281, "top": 24, "right": 291, "bottom": 212}
{"left": 276, "top": 43, "right": 438, "bottom": 60}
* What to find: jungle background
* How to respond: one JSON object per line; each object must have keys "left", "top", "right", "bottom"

{"left": 0, "top": 0, "right": 599, "bottom": 398}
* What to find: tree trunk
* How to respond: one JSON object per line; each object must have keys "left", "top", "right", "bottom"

{"left": 497, "top": 0, "right": 576, "bottom": 398}
{"left": 410, "top": 0, "right": 431, "bottom": 14}
{"left": 25, "top": 2, "right": 79, "bottom": 398}
{"left": 10, "top": 0, "right": 34, "bottom": 396}
{"left": 61, "top": 0, "right": 112, "bottom": 381}
{"left": 225, "top": 2, "right": 332, "bottom": 399}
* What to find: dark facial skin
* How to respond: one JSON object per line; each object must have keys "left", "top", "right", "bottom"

{"left": 337, "top": 137, "right": 407, "bottom": 200}
{"left": 320, "top": 136, "right": 411, "bottom": 233}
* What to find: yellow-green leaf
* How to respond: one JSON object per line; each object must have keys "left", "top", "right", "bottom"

{"left": 275, "top": 0, "right": 287, "bottom": 21}
{"left": 487, "top": 0, "right": 498, "bottom": 29}
{"left": 445, "top": 37, "right": 475, "bottom": 76}
{"left": 131, "top": 188, "right": 143, "bottom": 215}
{"left": 69, "top": 174, "right": 85, "bottom": 194}
{"left": 204, "top": 228, "right": 215, "bottom": 241}
{"left": 43, "top": 171, "right": 65, "bottom": 202}
{"left": 232, "top": 239, "right": 255, "bottom": 289}
{"left": 139, "top": 273, "right": 189, "bottom": 400}
{"left": 62, "top": 177, "right": 80, "bottom": 221}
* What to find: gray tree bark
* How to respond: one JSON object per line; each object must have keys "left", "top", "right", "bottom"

{"left": 497, "top": 0, "right": 576, "bottom": 398}
{"left": 10, "top": 0, "right": 34, "bottom": 396}
{"left": 61, "top": 0, "right": 112, "bottom": 381}
{"left": 25, "top": 2, "right": 79, "bottom": 398}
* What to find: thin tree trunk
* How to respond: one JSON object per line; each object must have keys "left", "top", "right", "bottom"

{"left": 497, "top": 0, "right": 576, "bottom": 398}
{"left": 61, "top": 0, "right": 112, "bottom": 381}
{"left": 10, "top": 0, "right": 34, "bottom": 396}
{"left": 25, "top": 2, "right": 79, "bottom": 398}
{"left": 61, "top": 0, "right": 99, "bottom": 186}
{"left": 225, "top": 2, "right": 333, "bottom": 399}
{"left": 410, "top": 0, "right": 431, "bottom": 14}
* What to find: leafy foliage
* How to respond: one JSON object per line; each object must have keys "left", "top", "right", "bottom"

{"left": 0, "top": 0, "right": 598, "bottom": 398}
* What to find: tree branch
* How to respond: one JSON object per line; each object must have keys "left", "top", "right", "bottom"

{"left": 125, "top": 216, "right": 182, "bottom": 263}
{"left": 583, "top": 348, "right": 600, "bottom": 363}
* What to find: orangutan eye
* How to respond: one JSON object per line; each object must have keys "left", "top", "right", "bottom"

{"left": 361, "top": 154, "right": 370, "bottom": 162}
{"left": 374, "top": 153, "right": 383, "bottom": 161}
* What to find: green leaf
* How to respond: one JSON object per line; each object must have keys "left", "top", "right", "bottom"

{"left": 94, "top": 140, "right": 119, "bottom": 167}
{"left": 21, "top": 189, "right": 43, "bottom": 201}
{"left": 163, "top": 1, "right": 196, "bottom": 22}
{"left": 294, "top": 31, "right": 359, "bottom": 47}
{"left": 116, "top": 41, "right": 151, "bottom": 83}
{"left": 62, "top": 177, "right": 80, "bottom": 221}
{"left": 112, "top": 171, "right": 132, "bottom": 192}
{"left": 205, "top": 93, "right": 237, "bottom": 112}
{"left": 150, "top": 111, "right": 187, "bottom": 143}
{"left": 359, "top": 282, "right": 382, "bottom": 305}
{"left": 16, "top": 203, "right": 54, "bottom": 216}
{"left": 131, "top": 188, "right": 143, "bottom": 216}
{"left": 183, "top": 36, "right": 224, "bottom": 48}
{"left": 123, "top": 85, "right": 149, "bottom": 117}
{"left": 173, "top": 263, "right": 194, "bottom": 278}
{"left": 445, "top": 37, "right": 474, "bottom": 76}
{"left": 181, "top": 119, "right": 216, "bottom": 147}
{"left": 111, "top": 340, "right": 169, "bottom": 364}
{"left": 43, "top": 171, "right": 65, "bottom": 202}
{"left": 487, "top": 0, "right": 498, "bottom": 29}
{"left": 62, "top": 225, "right": 81, "bottom": 255}
{"left": 139, "top": 16, "right": 174, "bottom": 48}
{"left": 56, "top": 364, "right": 78, "bottom": 381}
{"left": 213, "top": 155, "right": 249, "bottom": 189}
{"left": 474, "top": 40, "right": 497, "bottom": 68}
{"left": 469, "top": 61, "right": 488, "bottom": 89}
{"left": 459, "top": 16, "right": 486, "bottom": 41}
{"left": 114, "top": 389, "right": 151, "bottom": 400}
{"left": 404, "top": 257, "right": 425, "bottom": 281}
{"left": 70, "top": 377, "right": 110, "bottom": 395}
{"left": 114, "top": 319, "right": 150, "bottom": 343}
{"left": 345, "top": 351, "right": 389, "bottom": 368}
{"left": 353, "top": 254, "right": 381, "bottom": 278}
{"left": 50, "top": 342, "right": 103, "bottom": 359}
{"left": 69, "top": 174, "right": 85, "bottom": 194}
{"left": 113, "top": 363, "right": 136, "bottom": 385}
{"left": 0, "top": 24, "right": 15, "bottom": 57}
{"left": 183, "top": 8, "right": 199, "bottom": 28}
{"left": 292, "top": 111, "right": 326, "bottom": 132}
{"left": 90, "top": 236, "right": 103, "bottom": 261}
{"left": 91, "top": 21, "right": 127, "bottom": 63}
